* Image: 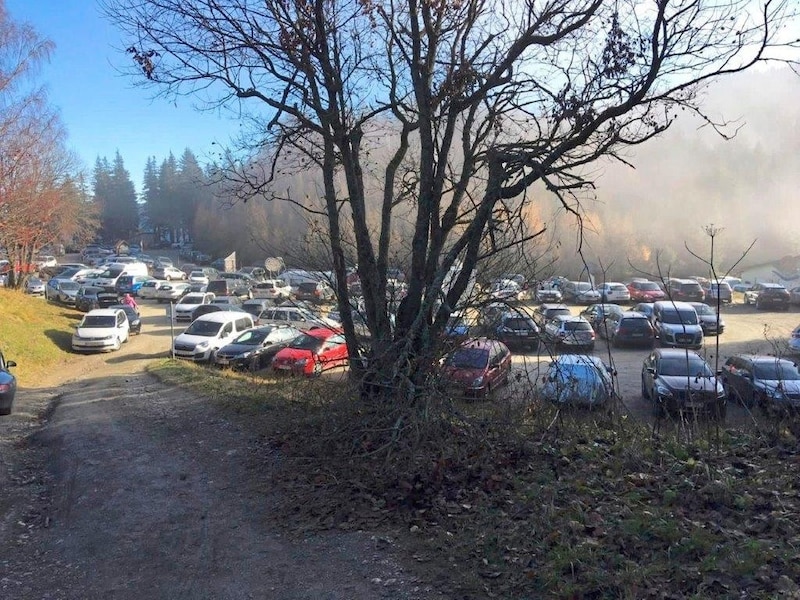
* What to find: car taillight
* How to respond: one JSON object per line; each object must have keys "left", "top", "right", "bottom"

{"left": 0, "top": 383, "right": 11, "bottom": 392}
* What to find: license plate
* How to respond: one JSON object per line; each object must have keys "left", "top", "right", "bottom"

{"left": 631, "top": 333, "right": 643, "bottom": 337}
{"left": 217, "top": 358, "right": 229, "bottom": 365}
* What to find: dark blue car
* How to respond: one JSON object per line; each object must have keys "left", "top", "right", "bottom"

{"left": 115, "top": 275, "right": 154, "bottom": 297}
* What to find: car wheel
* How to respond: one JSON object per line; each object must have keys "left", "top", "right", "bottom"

{"left": 113, "top": 336, "right": 121, "bottom": 351}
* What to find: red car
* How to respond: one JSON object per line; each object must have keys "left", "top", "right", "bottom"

{"left": 627, "top": 280, "right": 666, "bottom": 303}
{"left": 271, "top": 328, "right": 348, "bottom": 376}
{"left": 440, "top": 337, "right": 512, "bottom": 398}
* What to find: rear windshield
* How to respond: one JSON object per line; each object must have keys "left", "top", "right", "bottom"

{"left": 619, "top": 318, "right": 651, "bottom": 331}
{"left": 504, "top": 317, "right": 536, "bottom": 330}
{"left": 564, "top": 321, "right": 592, "bottom": 332}
{"left": 545, "top": 308, "right": 571, "bottom": 319}
{"left": 680, "top": 283, "right": 702, "bottom": 292}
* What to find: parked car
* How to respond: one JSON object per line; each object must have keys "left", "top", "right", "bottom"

{"left": 153, "top": 265, "right": 188, "bottom": 281}
{"left": 540, "top": 354, "right": 614, "bottom": 408}
{"left": 605, "top": 311, "right": 656, "bottom": 348}
{"left": 154, "top": 281, "right": 192, "bottom": 303}
{"left": 561, "top": 281, "right": 602, "bottom": 305}
{"left": 744, "top": 282, "right": 791, "bottom": 310}
{"left": 75, "top": 285, "right": 105, "bottom": 312}
{"left": 627, "top": 280, "right": 666, "bottom": 303}
{"left": 535, "top": 284, "right": 563, "bottom": 303}
{"left": 0, "top": 350, "right": 17, "bottom": 415}
{"left": 438, "top": 337, "right": 512, "bottom": 398}
{"left": 115, "top": 274, "right": 155, "bottom": 297}
{"left": 598, "top": 282, "right": 631, "bottom": 303}
{"left": 207, "top": 277, "right": 252, "bottom": 300}
{"left": 721, "top": 354, "right": 800, "bottom": 413}
{"left": 651, "top": 301, "right": 703, "bottom": 350}
{"left": 702, "top": 280, "right": 733, "bottom": 304}
{"left": 790, "top": 325, "right": 800, "bottom": 355}
{"left": 579, "top": 303, "right": 625, "bottom": 333}
{"left": 490, "top": 311, "right": 540, "bottom": 352}
{"left": 96, "top": 289, "right": 123, "bottom": 308}
{"left": 295, "top": 280, "right": 335, "bottom": 303}
{"left": 632, "top": 302, "right": 655, "bottom": 320}
{"left": 488, "top": 279, "right": 522, "bottom": 302}
{"left": 138, "top": 279, "right": 164, "bottom": 300}
{"left": 214, "top": 325, "right": 302, "bottom": 371}
{"left": 109, "top": 304, "right": 142, "bottom": 335}
{"left": 789, "top": 286, "right": 800, "bottom": 306}
{"left": 666, "top": 278, "right": 705, "bottom": 303}
{"left": 251, "top": 279, "right": 293, "bottom": 300}
{"left": 445, "top": 311, "right": 472, "bottom": 339}
{"left": 259, "top": 306, "right": 337, "bottom": 331}
{"left": 46, "top": 279, "right": 81, "bottom": 305}
{"left": 172, "top": 312, "right": 255, "bottom": 362}
{"left": 543, "top": 315, "right": 596, "bottom": 351}
{"left": 271, "top": 328, "right": 349, "bottom": 376}
{"left": 641, "top": 347, "right": 727, "bottom": 419}
{"left": 533, "top": 303, "right": 572, "bottom": 328}
{"left": 172, "top": 292, "right": 216, "bottom": 322}
{"left": 688, "top": 302, "right": 725, "bottom": 336}
{"left": 71, "top": 308, "right": 130, "bottom": 353}
{"left": 241, "top": 298, "right": 275, "bottom": 321}
{"left": 188, "top": 270, "right": 210, "bottom": 285}
{"left": 24, "top": 276, "right": 46, "bottom": 295}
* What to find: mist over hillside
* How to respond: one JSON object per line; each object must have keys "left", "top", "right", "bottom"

{"left": 543, "top": 66, "right": 800, "bottom": 279}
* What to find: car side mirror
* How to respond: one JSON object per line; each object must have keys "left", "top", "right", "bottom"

{"left": 646, "top": 367, "right": 656, "bottom": 375}
{"left": 6, "top": 360, "right": 16, "bottom": 368}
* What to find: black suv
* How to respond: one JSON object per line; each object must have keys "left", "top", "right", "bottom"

{"left": 667, "top": 279, "right": 705, "bottom": 303}
{"left": 746, "top": 283, "right": 791, "bottom": 311}
{"left": 641, "top": 348, "right": 726, "bottom": 419}
{"left": 721, "top": 354, "right": 800, "bottom": 413}
{"left": 490, "top": 312, "right": 540, "bottom": 352}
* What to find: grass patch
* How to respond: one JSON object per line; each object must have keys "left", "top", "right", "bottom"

{"left": 0, "top": 289, "right": 83, "bottom": 383}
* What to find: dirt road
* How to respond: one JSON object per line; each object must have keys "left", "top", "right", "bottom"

{"left": 1, "top": 294, "right": 798, "bottom": 599}
{"left": 0, "top": 301, "right": 441, "bottom": 600}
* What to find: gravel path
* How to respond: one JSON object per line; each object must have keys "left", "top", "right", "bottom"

{"left": 0, "top": 302, "right": 441, "bottom": 600}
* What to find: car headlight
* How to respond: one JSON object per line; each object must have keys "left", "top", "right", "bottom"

{"left": 101, "top": 334, "right": 114, "bottom": 340}
{"left": 472, "top": 376, "right": 485, "bottom": 387}
{"left": 196, "top": 341, "right": 209, "bottom": 349}
{"left": 239, "top": 351, "right": 252, "bottom": 359}
{"left": 655, "top": 384, "right": 673, "bottom": 398}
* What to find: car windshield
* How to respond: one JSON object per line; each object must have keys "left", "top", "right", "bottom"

{"left": 446, "top": 347, "right": 489, "bottom": 369}
{"left": 81, "top": 315, "right": 116, "bottom": 328}
{"left": 60, "top": 281, "right": 80, "bottom": 291}
{"left": 575, "top": 282, "right": 591, "bottom": 291}
{"left": 661, "top": 310, "right": 699, "bottom": 325}
{"left": 289, "top": 334, "right": 324, "bottom": 352}
{"left": 693, "top": 304, "right": 715, "bottom": 316}
{"left": 100, "top": 267, "right": 125, "bottom": 278}
{"left": 638, "top": 282, "right": 660, "bottom": 291}
{"left": 753, "top": 361, "right": 800, "bottom": 381}
{"left": 184, "top": 321, "right": 222, "bottom": 336}
{"left": 659, "top": 356, "right": 713, "bottom": 377}
{"left": 233, "top": 329, "right": 272, "bottom": 345}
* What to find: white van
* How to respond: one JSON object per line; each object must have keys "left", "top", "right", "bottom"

{"left": 94, "top": 262, "right": 150, "bottom": 290}
{"left": 172, "top": 312, "right": 255, "bottom": 361}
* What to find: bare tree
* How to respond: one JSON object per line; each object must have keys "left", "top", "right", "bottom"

{"left": 0, "top": 5, "right": 93, "bottom": 288}
{"left": 104, "top": 0, "right": 798, "bottom": 398}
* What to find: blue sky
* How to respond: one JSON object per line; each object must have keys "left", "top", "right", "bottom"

{"left": 6, "top": 0, "right": 235, "bottom": 194}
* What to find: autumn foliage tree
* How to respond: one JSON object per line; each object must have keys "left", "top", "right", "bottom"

{"left": 0, "top": 3, "right": 96, "bottom": 289}
{"left": 105, "top": 0, "right": 798, "bottom": 398}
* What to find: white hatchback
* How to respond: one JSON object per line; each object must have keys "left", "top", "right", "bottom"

{"left": 72, "top": 308, "right": 130, "bottom": 353}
